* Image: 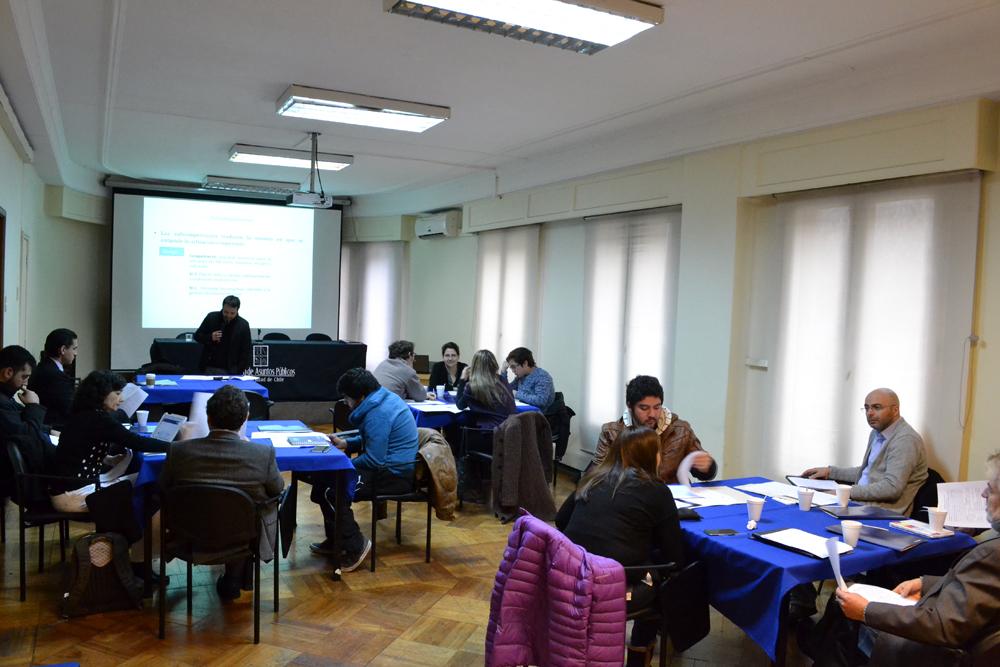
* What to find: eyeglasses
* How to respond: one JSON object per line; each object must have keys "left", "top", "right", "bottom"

{"left": 861, "top": 404, "right": 896, "bottom": 412}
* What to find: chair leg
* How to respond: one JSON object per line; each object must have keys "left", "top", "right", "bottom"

{"left": 37, "top": 523, "right": 45, "bottom": 573}
{"left": 1, "top": 497, "right": 6, "bottom": 543}
{"left": 370, "top": 497, "right": 378, "bottom": 573}
{"left": 185, "top": 561, "right": 193, "bottom": 614}
{"left": 273, "top": 541, "right": 280, "bottom": 613}
{"left": 18, "top": 507, "right": 27, "bottom": 602}
{"left": 659, "top": 629, "right": 668, "bottom": 667}
{"left": 253, "top": 556, "right": 261, "bottom": 644}
{"left": 59, "top": 520, "right": 67, "bottom": 563}
{"left": 395, "top": 501, "right": 402, "bottom": 545}
{"left": 425, "top": 499, "right": 432, "bottom": 563}
{"left": 158, "top": 537, "right": 167, "bottom": 639}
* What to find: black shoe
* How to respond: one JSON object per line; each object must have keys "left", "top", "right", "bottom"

{"left": 216, "top": 574, "right": 240, "bottom": 602}
{"left": 310, "top": 539, "right": 339, "bottom": 556}
{"left": 341, "top": 539, "right": 372, "bottom": 573}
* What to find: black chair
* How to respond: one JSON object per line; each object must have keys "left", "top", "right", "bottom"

{"left": 544, "top": 392, "right": 575, "bottom": 490}
{"left": 245, "top": 392, "right": 273, "bottom": 420}
{"left": 329, "top": 401, "right": 353, "bottom": 432}
{"left": 368, "top": 457, "right": 433, "bottom": 573}
{"left": 413, "top": 354, "right": 430, "bottom": 374}
{"left": 158, "top": 484, "right": 280, "bottom": 644}
{"left": 623, "top": 560, "right": 710, "bottom": 667}
{"left": 911, "top": 467, "right": 945, "bottom": 523}
{"left": 305, "top": 333, "right": 333, "bottom": 341}
{"left": 5, "top": 439, "right": 96, "bottom": 601}
{"left": 262, "top": 332, "right": 290, "bottom": 341}
{"left": 175, "top": 332, "right": 196, "bottom": 340}
{"left": 109, "top": 368, "right": 137, "bottom": 383}
{"left": 457, "top": 426, "right": 494, "bottom": 509}
{"left": 1, "top": 495, "right": 6, "bottom": 542}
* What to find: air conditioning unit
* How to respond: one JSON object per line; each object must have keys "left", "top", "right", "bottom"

{"left": 415, "top": 210, "right": 461, "bottom": 238}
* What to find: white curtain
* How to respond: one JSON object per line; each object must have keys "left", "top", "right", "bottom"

{"left": 580, "top": 208, "right": 682, "bottom": 453}
{"left": 738, "top": 172, "right": 981, "bottom": 481}
{"left": 473, "top": 225, "right": 540, "bottom": 359}
{"left": 339, "top": 241, "right": 408, "bottom": 369}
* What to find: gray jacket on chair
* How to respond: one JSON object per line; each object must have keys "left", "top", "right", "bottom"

{"left": 829, "top": 416, "right": 927, "bottom": 515}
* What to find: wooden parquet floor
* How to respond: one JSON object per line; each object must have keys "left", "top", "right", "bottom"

{"left": 0, "top": 434, "right": 811, "bottom": 666}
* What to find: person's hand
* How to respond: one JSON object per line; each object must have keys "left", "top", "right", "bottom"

{"left": 211, "top": 330, "right": 223, "bottom": 343}
{"left": 802, "top": 466, "right": 830, "bottom": 480}
{"left": 893, "top": 578, "right": 922, "bottom": 601}
{"left": 692, "top": 452, "right": 714, "bottom": 472}
{"left": 329, "top": 434, "right": 348, "bottom": 450}
{"left": 18, "top": 388, "right": 39, "bottom": 405}
{"left": 426, "top": 392, "right": 436, "bottom": 400}
{"left": 835, "top": 588, "right": 869, "bottom": 622}
{"left": 461, "top": 366, "right": 470, "bottom": 381}
{"left": 500, "top": 360, "right": 509, "bottom": 375}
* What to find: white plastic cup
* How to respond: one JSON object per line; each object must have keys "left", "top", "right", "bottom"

{"left": 184, "top": 332, "right": 193, "bottom": 342}
{"left": 436, "top": 385, "right": 446, "bottom": 400}
{"left": 136, "top": 410, "right": 149, "bottom": 429}
{"left": 836, "top": 484, "right": 852, "bottom": 508}
{"left": 747, "top": 497, "right": 765, "bottom": 522}
{"left": 798, "top": 488, "right": 814, "bottom": 511}
{"left": 928, "top": 507, "right": 948, "bottom": 531}
{"left": 145, "top": 373, "right": 156, "bottom": 387}
{"left": 841, "top": 520, "right": 862, "bottom": 546}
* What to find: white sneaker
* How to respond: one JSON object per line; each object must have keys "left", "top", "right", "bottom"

{"left": 342, "top": 538, "right": 372, "bottom": 573}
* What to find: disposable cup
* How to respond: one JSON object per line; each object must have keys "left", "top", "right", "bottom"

{"left": 184, "top": 333, "right": 193, "bottom": 341}
{"left": 436, "top": 385, "right": 446, "bottom": 400}
{"left": 836, "top": 484, "right": 852, "bottom": 508}
{"left": 928, "top": 507, "right": 948, "bottom": 531}
{"left": 136, "top": 410, "right": 149, "bottom": 428}
{"left": 747, "top": 497, "right": 765, "bottom": 522}
{"left": 842, "top": 520, "right": 862, "bottom": 546}
{"left": 798, "top": 488, "right": 814, "bottom": 511}
{"left": 145, "top": 373, "right": 156, "bottom": 387}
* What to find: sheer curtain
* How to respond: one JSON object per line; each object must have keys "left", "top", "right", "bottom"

{"left": 738, "top": 172, "right": 981, "bottom": 481}
{"left": 474, "top": 225, "right": 540, "bottom": 359}
{"left": 580, "top": 208, "right": 682, "bottom": 453}
{"left": 339, "top": 241, "right": 408, "bottom": 369}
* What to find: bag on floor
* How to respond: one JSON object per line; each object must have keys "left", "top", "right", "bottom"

{"left": 61, "top": 532, "right": 143, "bottom": 617}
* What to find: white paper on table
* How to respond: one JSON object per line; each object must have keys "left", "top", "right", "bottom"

{"left": 667, "top": 485, "right": 752, "bottom": 507}
{"left": 736, "top": 481, "right": 839, "bottom": 506}
{"left": 251, "top": 431, "right": 330, "bottom": 447}
{"left": 118, "top": 383, "right": 148, "bottom": 417}
{"left": 407, "top": 400, "right": 463, "bottom": 414}
{"left": 845, "top": 583, "right": 917, "bottom": 607}
{"left": 787, "top": 476, "right": 840, "bottom": 492}
{"left": 181, "top": 375, "right": 215, "bottom": 380}
{"left": 675, "top": 451, "right": 702, "bottom": 486}
{"left": 762, "top": 528, "right": 852, "bottom": 559}
{"left": 186, "top": 392, "right": 211, "bottom": 440}
{"left": 154, "top": 379, "right": 178, "bottom": 386}
{"left": 936, "top": 481, "right": 991, "bottom": 529}
{"left": 827, "top": 537, "right": 848, "bottom": 589}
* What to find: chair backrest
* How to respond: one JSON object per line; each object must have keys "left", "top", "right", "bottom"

{"left": 461, "top": 426, "right": 495, "bottom": 456}
{"left": 911, "top": 467, "right": 945, "bottom": 521}
{"left": 413, "top": 354, "right": 430, "bottom": 374}
{"left": 4, "top": 436, "right": 52, "bottom": 507}
{"left": 245, "top": 392, "right": 270, "bottom": 420}
{"left": 660, "top": 560, "right": 711, "bottom": 652}
{"left": 262, "top": 332, "right": 291, "bottom": 341}
{"left": 330, "top": 401, "right": 352, "bottom": 431}
{"left": 163, "top": 483, "right": 259, "bottom": 555}
{"left": 305, "top": 332, "right": 333, "bottom": 341}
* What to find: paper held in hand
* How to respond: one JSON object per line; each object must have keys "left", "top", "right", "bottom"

{"left": 826, "top": 537, "right": 916, "bottom": 606}
{"left": 936, "top": 481, "right": 991, "bottom": 529}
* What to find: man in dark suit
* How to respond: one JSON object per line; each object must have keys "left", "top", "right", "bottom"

{"left": 28, "top": 328, "right": 77, "bottom": 430}
{"left": 0, "top": 346, "right": 55, "bottom": 496}
{"left": 159, "top": 385, "right": 283, "bottom": 601}
{"left": 194, "top": 295, "right": 252, "bottom": 374}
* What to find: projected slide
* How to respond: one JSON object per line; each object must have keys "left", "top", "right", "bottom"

{"left": 141, "top": 198, "right": 314, "bottom": 328}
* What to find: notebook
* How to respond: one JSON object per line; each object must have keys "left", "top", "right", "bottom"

{"left": 820, "top": 505, "right": 907, "bottom": 520}
{"left": 825, "top": 524, "right": 925, "bottom": 552}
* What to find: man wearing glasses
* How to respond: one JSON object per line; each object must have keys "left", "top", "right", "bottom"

{"left": 802, "top": 387, "right": 928, "bottom": 515}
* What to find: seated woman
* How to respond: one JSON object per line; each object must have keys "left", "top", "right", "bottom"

{"left": 455, "top": 349, "right": 516, "bottom": 429}
{"left": 49, "top": 370, "right": 169, "bottom": 512}
{"left": 556, "top": 426, "right": 684, "bottom": 667}
{"left": 428, "top": 341, "right": 467, "bottom": 393}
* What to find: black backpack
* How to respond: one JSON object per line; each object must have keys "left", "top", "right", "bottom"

{"left": 61, "top": 532, "right": 143, "bottom": 617}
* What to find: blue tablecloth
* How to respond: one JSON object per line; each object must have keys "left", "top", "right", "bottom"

{"left": 682, "top": 477, "right": 977, "bottom": 661}
{"left": 137, "top": 375, "right": 269, "bottom": 404}
{"left": 134, "top": 420, "right": 357, "bottom": 498}
{"left": 408, "top": 402, "right": 540, "bottom": 429}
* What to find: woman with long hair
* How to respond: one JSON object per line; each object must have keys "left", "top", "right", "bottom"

{"left": 556, "top": 426, "right": 684, "bottom": 667}
{"left": 455, "top": 349, "right": 516, "bottom": 429}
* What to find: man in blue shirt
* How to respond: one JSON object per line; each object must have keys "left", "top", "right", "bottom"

{"left": 308, "top": 368, "right": 419, "bottom": 572}
{"left": 503, "top": 347, "right": 555, "bottom": 412}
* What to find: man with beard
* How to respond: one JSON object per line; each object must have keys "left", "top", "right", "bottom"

{"left": 591, "top": 374, "right": 716, "bottom": 484}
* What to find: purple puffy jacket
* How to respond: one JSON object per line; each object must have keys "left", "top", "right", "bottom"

{"left": 485, "top": 513, "right": 626, "bottom": 666}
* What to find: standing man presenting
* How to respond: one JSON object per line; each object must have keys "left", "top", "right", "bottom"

{"left": 195, "top": 295, "right": 252, "bottom": 375}
{"left": 28, "top": 328, "right": 78, "bottom": 430}
{"left": 802, "top": 387, "right": 928, "bottom": 515}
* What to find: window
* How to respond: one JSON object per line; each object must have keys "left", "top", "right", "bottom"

{"left": 339, "top": 241, "right": 408, "bottom": 368}
{"left": 473, "top": 225, "right": 540, "bottom": 357}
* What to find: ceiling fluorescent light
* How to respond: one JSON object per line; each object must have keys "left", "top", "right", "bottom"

{"left": 383, "top": 0, "right": 662, "bottom": 54}
{"left": 276, "top": 85, "right": 450, "bottom": 133}
{"left": 201, "top": 176, "right": 301, "bottom": 195}
{"left": 229, "top": 144, "right": 353, "bottom": 171}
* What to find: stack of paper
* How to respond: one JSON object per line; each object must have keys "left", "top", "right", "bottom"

{"left": 736, "top": 481, "right": 838, "bottom": 506}
{"left": 827, "top": 537, "right": 916, "bottom": 606}
{"left": 936, "top": 481, "right": 991, "bottom": 529}
{"left": 668, "top": 485, "right": 755, "bottom": 507}
{"left": 251, "top": 431, "right": 331, "bottom": 447}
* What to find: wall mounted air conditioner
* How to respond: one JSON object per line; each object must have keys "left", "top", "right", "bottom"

{"left": 415, "top": 210, "right": 461, "bottom": 238}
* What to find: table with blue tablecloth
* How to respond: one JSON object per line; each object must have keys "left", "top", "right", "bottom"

{"left": 407, "top": 399, "right": 540, "bottom": 429}
{"left": 136, "top": 375, "right": 269, "bottom": 404}
{"left": 680, "top": 477, "right": 976, "bottom": 664}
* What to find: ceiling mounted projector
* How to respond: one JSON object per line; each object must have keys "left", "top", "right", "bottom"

{"left": 286, "top": 191, "right": 334, "bottom": 208}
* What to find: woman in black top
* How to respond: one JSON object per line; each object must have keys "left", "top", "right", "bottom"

{"left": 556, "top": 426, "right": 683, "bottom": 667}
{"left": 455, "top": 349, "right": 516, "bottom": 429}
{"left": 427, "top": 341, "right": 467, "bottom": 393}
{"left": 50, "top": 370, "right": 168, "bottom": 512}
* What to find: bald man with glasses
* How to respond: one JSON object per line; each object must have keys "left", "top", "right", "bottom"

{"left": 802, "top": 387, "right": 928, "bottom": 515}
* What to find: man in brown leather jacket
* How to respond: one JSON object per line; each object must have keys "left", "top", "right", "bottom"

{"left": 591, "top": 375, "right": 716, "bottom": 484}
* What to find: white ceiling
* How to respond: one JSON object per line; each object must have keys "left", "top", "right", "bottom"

{"left": 3, "top": 0, "right": 1000, "bottom": 213}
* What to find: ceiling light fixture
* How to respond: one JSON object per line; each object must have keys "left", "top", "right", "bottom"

{"left": 201, "top": 176, "right": 301, "bottom": 195}
{"left": 276, "top": 85, "right": 450, "bottom": 133}
{"left": 229, "top": 144, "right": 353, "bottom": 171}
{"left": 383, "top": 0, "right": 662, "bottom": 54}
